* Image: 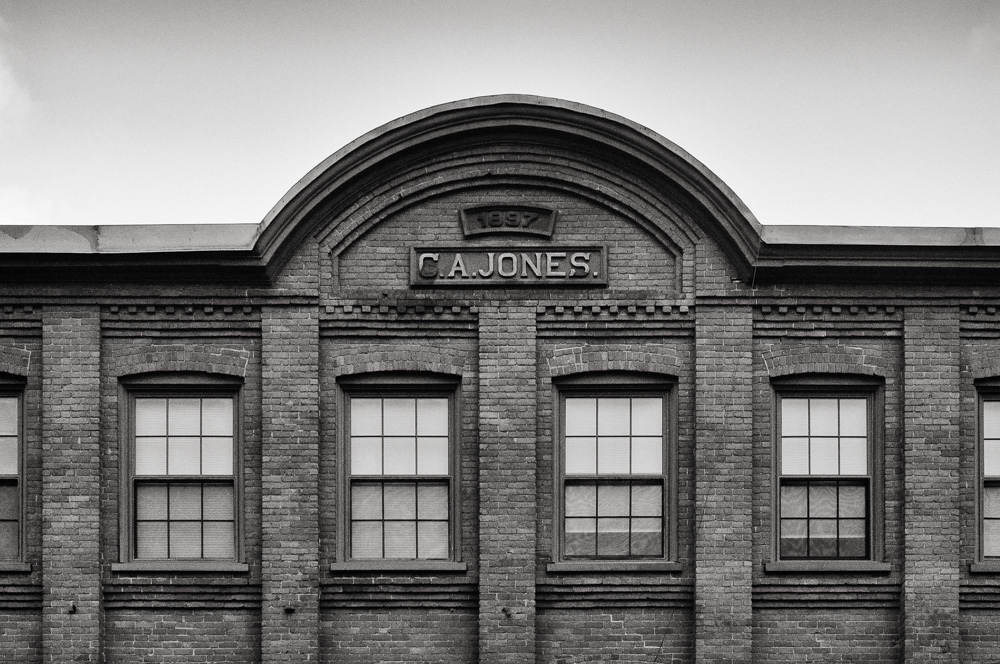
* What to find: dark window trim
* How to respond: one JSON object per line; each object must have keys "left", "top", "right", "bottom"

{"left": 550, "top": 372, "right": 679, "bottom": 570}
{"left": 117, "top": 374, "right": 245, "bottom": 573}
{"left": 770, "top": 375, "right": 885, "bottom": 571}
{"left": 0, "top": 375, "right": 26, "bottom": 568}
{"left": 335, "top": 372, "right": 463, "bottom": 569}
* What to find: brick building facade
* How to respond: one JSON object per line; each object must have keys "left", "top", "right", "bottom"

{"left": 1, "top": 95, "right": 999, "bottom": 662}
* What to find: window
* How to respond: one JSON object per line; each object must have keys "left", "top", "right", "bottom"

{"left": 555, "top": 375, "right": 674, "bottom": 563}
{"left": 776, "top": 392, "right": 874, "bottom": 560}
{"left": 120, "top": 376, "right": 241, "bottom": 565}
{"left": 981, "top": 397, "right": 1000, "bottom": 559}
{"left": 345, "top": 387, "right": 456, "bottom": 561}
{"left": 0, "top": 393, "right": 21, "bottom": 561}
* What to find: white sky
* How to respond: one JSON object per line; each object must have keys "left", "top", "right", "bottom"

{"left": 0, "top": 1, "right": 998, "bottom": 228}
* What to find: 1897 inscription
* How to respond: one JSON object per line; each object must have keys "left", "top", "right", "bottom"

{"left": 459, "top": 205, "right": 557, "bottom": 238}
{"left": 410, "top": 247, "right": 606, "bottom": 287}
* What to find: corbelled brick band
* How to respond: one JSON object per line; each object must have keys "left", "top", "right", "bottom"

{"left": 41, "top": 307, "right": 102, "bottom": 663}
{"left": 261, "top": 306, "right": 321, "bottom": 661}
{"left": 695, "top": 305, "right": 753, "bottom": 663}
{"left": 903, "top": 307, "right": 961, "bottom": 663}
{"left": 478, "top": 304, "right": 537, "bottom": 663}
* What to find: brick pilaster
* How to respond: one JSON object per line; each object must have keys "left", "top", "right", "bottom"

{"left": 478, "top": 304, "right": 537, "bottom": 663}
{"left": 42, "top": 306, "right": 102, "bottom": 663}
{"left": 261, "top": 305, "right": 320, "bottom": 662}
{"left": 903, "top": 306, "right": 960, "bottom": 663}
{"left": 694, "top": 305, "right": 753, "bottom": 663}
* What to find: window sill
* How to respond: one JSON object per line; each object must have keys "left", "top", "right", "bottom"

{"left": 764, "top": 560, "right": 891, "bottom": 574}
{"left": 546, "top": 561, "right": 683, "bottom": 574}
{"left": 111, "top": 561, "right": 249, "bottom": 574}
{"left": 329, "top": 560, "right": 468, "bottom": 573}
{"left": 0, "top": 562, "right": 32, "bottom": 574}
{"left": 969, "top": 561, "right": 1000, "bottom": 574}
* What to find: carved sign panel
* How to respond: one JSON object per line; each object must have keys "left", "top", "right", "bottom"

{"left": 410, "top": 247, "right": 606, "bottom": 287}
{"left": 459, "top": 205, "right": 558, "bottom": 238}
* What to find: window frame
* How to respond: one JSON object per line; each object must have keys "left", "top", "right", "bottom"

{"left": 333, "top": 372, "right": 465, "bottom": 572}
{"left": 0, "top": 373, "right": 26, "bottom": 570}
{"left": 768, "top": 374, "right": 888, "bottom": 573}
{"left": 549, "top": 372, "right": 679, "bottom": 573}
{"left": 975, "top": 380, "right": 1000, "bottom": 570}
{"left": 114, "top": 373, "right": 247, "bottom": 573}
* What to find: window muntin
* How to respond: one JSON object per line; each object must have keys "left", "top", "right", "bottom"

{"left": 982, "top": 399, "right": 1000, "bottom": 558}
{"left": 348, "top": 396, "right": 451, "bottom": 560}
{"left": 777, "top": 396, "right": 870, "bottom": 560}
{"left": 0, "top": 396, "right": 20, "bottom": 561}
{"left": 132, "top": 396, "right": 236, "bottom": 560}
{"left": 561, "top": 396, "right": 666, "bottom": 559}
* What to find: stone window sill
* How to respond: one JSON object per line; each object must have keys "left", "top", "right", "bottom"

{"left": 329, "top": 560, "right": 468, "bottom": 573}
{"left": 546, "top": 561, "right": 683, "bottom": 574}
{"left": 764, "top": 560, "right": 891, "bottom": 574}
{"left": 969, "top": 561, "right": 1000, "bottom": 574}
{"left": 111, "top": 561, "right": 249, "bottom": 574}
{"left": 0, "top": 562, "right": 32, "bottom": 574}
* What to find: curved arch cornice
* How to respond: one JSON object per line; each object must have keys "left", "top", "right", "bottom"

{"left": 255, "top": 95, "right": 762, "bottom": 281}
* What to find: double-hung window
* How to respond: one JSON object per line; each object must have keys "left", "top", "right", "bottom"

{"left": 0, "top": 391, "right": 21, "bottom": 561}
{"left": 980, "top": 396, "right": 1000, "bottom": 560}
{"left": 556, "top": 377, "right": 674, "bottom": 563}
{"left": 776, "top": 390, "right": 875, "bottom": 560}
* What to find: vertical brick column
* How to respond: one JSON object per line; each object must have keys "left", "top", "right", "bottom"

{"left": 478, "top": 303, "right": 537, "bottom": 664}
{"left": 261, "top": 305, "right": 320, "bottom": 662}
{"left": 694, "top": 305, "right": 753, "bottom": 663}
{"left": 903, "top": 306, "right": 960, "bottom": 663}
{"left": 42, "top": 306, "right": 102, "bottom": 663}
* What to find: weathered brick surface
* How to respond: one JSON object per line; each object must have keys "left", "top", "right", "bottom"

{"left": 320, "top": 609, "right": 477, "bottom": 663}
{"left": 41, "top": 307, "right": 102, "bottom": 663}
{"left": 753, "top": 609, "right": 900, "bottom": 662}
{"left": 537, "top": 609, "right": 693, "bottom": 663}
{"left": 0, "top": 610, "right": 42, "bottom": 663}
{"left": 261, "top": 306, "right": 320, "bottom": 662}
{"left": 104, "top": 609, "right": 260, "bottom": 663}
{"left": 903, "top": 307, "right": 961, "bottom": 663}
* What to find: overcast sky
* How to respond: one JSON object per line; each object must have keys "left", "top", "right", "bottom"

{"left": 0, "top": 1, "right": 998, "bottom": 229}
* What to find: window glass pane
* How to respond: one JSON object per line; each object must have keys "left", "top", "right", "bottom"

{"left": 839, "top": 484, "right": 866, "bottom": 518}
{"left": 202, "top": 522, "right": 234, "bottom": 558}
{"left": 565, "top": 485, "right": 597, "bottom": 517}
{"left": 780, "top": 485, "right": 808, "bottom": 519}
{"left": 839, "top": 438, "right": 867, "bottom": 475}
{"left": 781, "top": 437, "right": 809, "bottom": 475}
{"left": 986, "top": 440, "right": 1000, "bottom": 477}
{"left": 383, "top": 398, "right": 416, "bottom": 436}
{"left": 416, "top": 437, "right": 448, "bottom": 475}
{"left": 202, "top": 438, "right": 233, "bottom": 475}
{"left": 135, "top": 484, "right": 168, "bottom": 520}
{"left": 169, "top": 522, "right": 202, "bottom": 558}
{"left": 810, "top": 399, "right": 839, "bottom": 436}
{"left": 169, "top": 484, "right": 202, "bottom": 520}
{"left": 418, "top": 521, "right": 449, "bottom": 559}
{"left": 384, "top": 521, "right": 417, "bottom": 558}
{"left": 351, "top": 399, "right": 382, "bottom": 436}
{"left": 135, "top": 522, "right": 167, "bottom": 559}
{"left": 839, "top": 519, "right": 867, "bottom": 558}
{"left": 630, "top": 518, "right": 662, "bottom": 556}
{"left": 839, "top": 399, "right": 867, "bottom": 437}
{"left": 417, "top": 484, "right": 448, "bottom": 520}
{"left": 0, "top": 483, "right": 16, "bottom": 520}
{"left": 383, "top": 483, "right": 416, "bottom": 519}
{"left": 597, "top": 399, "right": 630, "bottom": 436}
{"left": 0, "top": 437, "right": 17, "bottom": 475}
{"left": 779, "top": 519, "right": 808, "bottom": 558}
{"left": 985, "top": 520, "right": 1000, "bottom": 558}
{"left": 631, "top": 485, "right": 662, "bottom": 517}
{"left": 565, "top": 438, "right": 596, "bottom": 475}
{"left": 985, "top": 487, "right": 1000, "bottom": 519}
{"left": 597, "top": 437, "right": 629, "bottom": 474}
{"left": 168, "top": 399, "right": 201, "bottom": 436}
{"left": 631, "top": 437, "right": 662, "bottom": 474}
{"left": 383, "top": 438, "right": 416, "bottom": 475}
{"left": 565, "top": 398, "right": 596, "bottom": 436}
{"left": 168, "top": 438, "right": 201, "bottom": 475}
{"left": 631, "top": 398, "right": 662, "bottom": 436}
{"left": 351, "top": 437, "right": 382, "bottom": 475}
{"left": 0, "top": 521, "right": 17, "bottom": 560}
{"left": 809, "top": 483, "right": 837, "bottom": 518}
{"left": 201, "top": 398, "right": 233, "bottom": 436}
{"left": 352, "top": 484, "right": 383, "bottom": 519}
{"left": 135, "top": 437, "right": 166, "bottom": 475}
{"left": 202, "top": 485, "right": 234, "bottom": 520}
{"left": 135, "top": 399, "right": 166, "bottom": 436}
{"left": 809, "top": 519, "right": 837, "bottom": 557}
{"left": 597, "top": 485, "right": 629, "bottom": 517}
{"left": 809, "top": 438, "right": 839, "bottom": 475}
{"left": 564, "top": 518, "right": 596, "bottom": 557}
{"left": 0, "top": 398, "right": 16, "bottom": 436}
{"left": 351, "top": 522, "right": 382, "bottom": 559}
{"left": 781, "top": 399, "right": 809, "bottom": 436}
{"left": 416, "top": 399, "right": 448, "bottom": 436}
{"left": 596, "top": 517, "right": 629, "bottom": 556}
{"left": 985, "top": 401, "right": 1000, "bottom": 440}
